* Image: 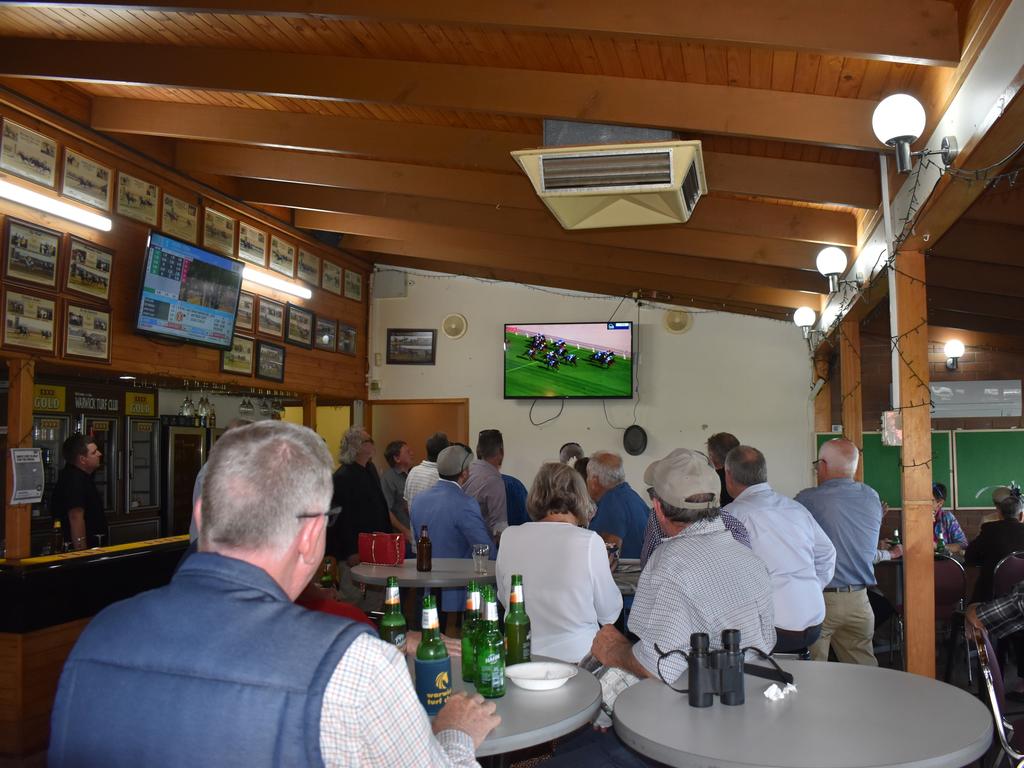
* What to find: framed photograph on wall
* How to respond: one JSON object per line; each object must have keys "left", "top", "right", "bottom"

{"left": 4, "top": 217, "right": 60, "bottom": 289}
{"left": 61, "top": 149, "right": 111, "bottom": 211}
{"left": 297, "top": 248, "right": 320, "bottom": 286}
{"left": 314, "top": 317, "right": 337, "bottom": 352}
{"left": 0, "top": 120, "right": 58, "bottom": 187}
{"left": 162, "top": 193, "right": 198, "bottom": 243}
{"left": 238, "top": 222, "right": 267, "bottom": 267}
{"left": 344, "top": 269, "right": 363, "bottom": 302}
{"left": 256, "top": 296, "right": 284, "bottom": 338}
{"left": 386, "top": 328, "right": 436, "bottom": 365}
{"left": 203, "top": 208, "right": 235, "bottom": 256}
{"left": 235, "top": 290, "right": 255, "bottom": 332}
{"left": 321, "top": 261, "right": 341, "bottom": 295}
{"left": 256, "top": 341, "right": 286, "bottom": 382}
{"left": 64, "top": 302, "right": 111, "bottom": 363}
{"left": 337, "top": 324, "right": 357, "bottom": 356}
{"left": 221, "top": 335, "right": 254, "bottom": 376}
{"left": 269, "top": 235, "right": 295, "bottom": 277}
{"left": 3, "top": 288, "right": 56, "bottom": 354}
{"left": 285, "top": 304, "right": 314, "bottom": 348}
{"left": 117, "top": 172, "right": 159, "bottom": 225}
{"left": 65, "top": 236, "right": 113, "bottom": 302}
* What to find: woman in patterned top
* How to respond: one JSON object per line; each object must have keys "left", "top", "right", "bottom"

{"left": 932, "top": 482, "right": 968, "bottom": 553}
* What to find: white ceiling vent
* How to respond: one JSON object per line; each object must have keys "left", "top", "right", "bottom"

{"left": 511, "top": 140, "right": 707, "bottom": 230}
{"left": 441, "top": 313, "right": 468, "bottom": 340}
{"left": 663, "top": 309, "right": 693, "bottom": 334}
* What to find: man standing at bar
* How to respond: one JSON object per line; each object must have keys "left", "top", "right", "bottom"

{"left": 49, "top": 421, "right": 498, "bottom": 766}
{"left": 796, "top": 438, "right": 882, "bottom": 665}
{"left": 51, "top": 433, "right": 107, "bottom": 551}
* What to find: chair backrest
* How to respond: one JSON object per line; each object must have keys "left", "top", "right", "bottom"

{"left": 934, "top": 554, "right": 967, "bottom": 621}
{"left": 994, "top": 551, "right": 1024, "bottom": 598}
{"left": 968, "top": 623, "right": 1020, "bottom": 764}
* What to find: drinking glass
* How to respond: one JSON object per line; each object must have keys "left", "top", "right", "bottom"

{"left": 472, "top": 543, "right": 490, "bottom": 574}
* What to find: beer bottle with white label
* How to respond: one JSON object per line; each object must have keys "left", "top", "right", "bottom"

{"left": 505, "top": 574, "right": 532, "bottom": 665}
{"left": 378, "top": 576, "right": 408, "bottom": 654}
{"left": 414, "top": 594, "right": 452, "bottom": 714}
{"left": 475, "top": 586, "right": 506, "bottom": 698}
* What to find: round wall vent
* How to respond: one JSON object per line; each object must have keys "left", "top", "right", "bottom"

{"left": 442, "top": 313, "right": 468, "bottom": 339}
{"left": 663, "top": 309, "right": 693, "bottom": 334}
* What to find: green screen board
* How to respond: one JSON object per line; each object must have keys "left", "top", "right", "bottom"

{"left": 952, "top": 430, "right": 1024, "bottom": 509}
{"left": 815, "top": 432, "right": 952, "bottom": 509}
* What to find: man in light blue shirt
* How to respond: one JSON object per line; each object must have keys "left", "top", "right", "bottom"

{"left": 795, "top": 438, "right": 882, "bottom": 665}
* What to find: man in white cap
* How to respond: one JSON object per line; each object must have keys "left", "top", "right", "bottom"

{"left": 590, "top": 448, "right": 775, "bottom": 685}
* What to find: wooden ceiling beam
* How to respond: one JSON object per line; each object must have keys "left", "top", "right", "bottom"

{"left": 926, "top": 254, "right": 1024, "bottom": 297}
{"left": 927, "top": 309, "right": 1024, "bottom": 337}
{"left": 180, "top": 143, "right": 856, "bottom": 245}
{"left": 960, "top": 183, "right": 1024, "bottom": 227}
{"left": 928, "top": 324, "right": 1024, "bottom": 351}
{"left": 271, "top": 183, "right": 829, "bottom": 278}
{"left": 2, "top": 38, "right": 881, "bottom": 148}
{"left": 97, "top": 98, "right": 879, "bottom": 207}
{"left": 345, "top": 233, "right": 810, "bottom": 313}
{"left": 2, "top": 1, "right": 960, "bottom": 65}
{"left": 293, "top": 208, "right": 824, "bottom": 297}
{"left": 930, "top": 219, "right": 1024, "bottom": 264}
{"left": 928, "top": 286, "right": 1024, "bottom": 323}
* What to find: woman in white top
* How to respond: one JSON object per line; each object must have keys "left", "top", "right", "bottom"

{"left": 496, "top": 462, "right": 623, "bottom": 663}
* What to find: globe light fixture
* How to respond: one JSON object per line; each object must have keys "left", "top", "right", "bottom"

{"left": 793, "top": 306, "right": 817, "bottom": 339}
{"left": 872, "top": 94, "right": 926, "bottom": 173}
{"left": 816, "top": 246, "right": 848, "bottom": 293}
{"left": 944, "top": 339, "right": 965, "bottom": 370}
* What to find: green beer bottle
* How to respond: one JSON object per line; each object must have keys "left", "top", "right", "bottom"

{"left": 461, "top": 580, "right": 482, "bottom": 683}
{"left": 476, "top": 585, "right": 506, "bottom": 699}
{"left": 935, "top": 531, "right": 947, "bottom": 554}
{"left": 378, "top": 576, "right": 408, "bottom": 654}
{"left": 414, "top": 594, "right": 452, "bottom": 715}
{"left": 505, "top": 574, "right": 532, "bottom": 665}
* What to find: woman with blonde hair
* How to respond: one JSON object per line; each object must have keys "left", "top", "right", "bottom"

{"left": 496, "top": 462, "right": 622, "bottom": 663}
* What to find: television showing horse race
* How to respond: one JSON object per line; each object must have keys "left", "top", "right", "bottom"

{"left": 503, "top": 322, "right": 633, "bottom": 399}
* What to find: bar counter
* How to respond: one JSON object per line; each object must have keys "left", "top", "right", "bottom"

{"left": 0, "top": 535, "right": 189, "bottom": 755}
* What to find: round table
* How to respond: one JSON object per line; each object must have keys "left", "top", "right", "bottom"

{"left": 409, "top": 655, "right": 601, "bottom": 757}
{"left": 614, "top": 660, "right": 992, "bottom": 768}
{"left": 352, "top": 558, "right": 496, "bottom": 588}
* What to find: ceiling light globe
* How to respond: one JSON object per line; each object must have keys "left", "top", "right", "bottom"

{"left": 944, "top": 339, "right": 965, "bottom": 359}
{"left": 793, "top": 306, "right": 816, "bottom": 329}
{"left": 816, "top": 246, "right": 847, "bottom": 277}
{"left": 872, "top": 94, "right": 926, "bottom": 146}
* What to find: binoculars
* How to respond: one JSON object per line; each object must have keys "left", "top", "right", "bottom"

{"left": 687, "top": 629, "right": 745, "bottom": 707}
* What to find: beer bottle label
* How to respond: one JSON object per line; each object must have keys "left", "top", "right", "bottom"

{"left": 466, "top": 590, "right": 481, "bottom": 612}
{"left": 422, "top": 606, "right": 439, "bottom": 630}
{"left": 483, "top": 601, "right": 498, "bottom": 621}
{"left": 385, "top": 586, "right": 400, "bottom": 605}
{"left": 511, "top": 585, "right": 524, "bottom": 605}
{"left": 414, "top": 656, "right": 452, "bottom": 715}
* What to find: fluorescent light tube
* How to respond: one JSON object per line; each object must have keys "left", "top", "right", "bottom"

{"left": 0, "top": 179, "right": 112, "bottom": 231}
{"left": 242, "top": 266, "right": 313, "bottom": 300}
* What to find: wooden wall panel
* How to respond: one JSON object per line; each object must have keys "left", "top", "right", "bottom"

{"left": 0, "top": 99, "right": 368, "bottom": 400}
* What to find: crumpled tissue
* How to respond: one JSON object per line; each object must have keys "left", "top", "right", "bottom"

{"left": 763, "top": 683, "right": 798, "bottom": 701}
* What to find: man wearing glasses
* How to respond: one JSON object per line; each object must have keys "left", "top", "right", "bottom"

{"left": 796, "top": 438, "right": 883, "bottom": 666}
{"left": 50, "top": 421, "right": 498, "bottom": 766}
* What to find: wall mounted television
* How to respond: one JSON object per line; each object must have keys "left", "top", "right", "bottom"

{"left": 135, "top": 231, "right": 244, "bottom": 351}
{"left": 504, "top": 322, "right": 634, "bottom": 399}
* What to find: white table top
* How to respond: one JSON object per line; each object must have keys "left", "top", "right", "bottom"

{"left": 352, "top": 558, "right": 496, "bottom": 587}
{"left": 614, "top": 660, "right": 992, "bottom": 768}
{"left": 408, "top": 656, "right": 601, "bottom": 757}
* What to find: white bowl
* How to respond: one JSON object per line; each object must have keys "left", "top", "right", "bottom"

{"left": 505, "top": 661, "right": 578, "bottom": 691}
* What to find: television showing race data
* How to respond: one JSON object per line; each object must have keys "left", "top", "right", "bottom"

{"left": 135, "top": 232, "right": 244, "bottom": 351}
{"left": 504, "top": 322, "right": 634, "bottom": 399}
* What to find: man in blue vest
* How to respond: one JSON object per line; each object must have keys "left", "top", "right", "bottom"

{"left": 50, "top": 421, "right": 498, "bottom": 767}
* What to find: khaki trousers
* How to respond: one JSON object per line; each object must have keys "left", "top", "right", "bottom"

{"left": 810, "top": 589, "right": 878, "bottom": 666}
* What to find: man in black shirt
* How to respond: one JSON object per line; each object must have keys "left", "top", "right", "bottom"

{"left": 706, "top": 432, "right": 740, "bottom": 506}
{"left": 328, "top": 426, "right": 390, "bottom": 566}
{"left": 51, "top": 433, "right": 107, "bottom": 550}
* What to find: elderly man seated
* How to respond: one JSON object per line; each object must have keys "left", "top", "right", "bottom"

{"left": 50, "top": 421, "right": 498, "bottom": 767}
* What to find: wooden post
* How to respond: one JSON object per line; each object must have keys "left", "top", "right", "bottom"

{"left": 302, "top": 394, "right": 317, "bottom": 431}
{"left": 839, "top": 316, "right": 865, "bottom": 481}
{"left": 813, "top": 353, "right": 832, "bottom": 433}
{"left": 893, "top": 250, "right": 935, "bottom": 678}
{"left": 5, "top": 358, "right": 35, "bottom": 561}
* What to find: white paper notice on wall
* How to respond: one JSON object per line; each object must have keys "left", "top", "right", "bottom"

{"left": 9, "top": 448, "right": 44, "bottom": 505}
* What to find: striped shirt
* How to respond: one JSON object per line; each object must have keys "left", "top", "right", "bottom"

{"left": 404, "top": 461, "right": 440, "bottom": 505}
{"left": 639, "top": 507, "right": 750, "bottom": 568}
{"left": 320, "top": 633, "right": 477, "bottom": 767}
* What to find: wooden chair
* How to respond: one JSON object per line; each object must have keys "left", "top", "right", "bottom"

{"left": 968, "top": 622, "right": 1024, "bottom": 768}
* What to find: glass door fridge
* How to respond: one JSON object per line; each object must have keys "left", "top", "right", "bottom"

{"left": 81, "top": 415, "right": 119, "bottom": 517}
{"left": 31, "top": 414, "right": 70, "bottom": 523}
{"left": 126, "top": 417, "right": 161, "bottom": 515}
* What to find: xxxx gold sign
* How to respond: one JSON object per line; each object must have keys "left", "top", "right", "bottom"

{"left": 33, "top": 385, "right": 66, "bottom": 413}
{"left": 126, "top": 392, "right": 156, "bottom": 417}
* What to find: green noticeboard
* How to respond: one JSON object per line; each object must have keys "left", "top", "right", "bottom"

{"left": 952, "top": 430, "right": 1024, "bottom": 509}
{"left": 815, "top": 432, "right": 952, "bottom": 509}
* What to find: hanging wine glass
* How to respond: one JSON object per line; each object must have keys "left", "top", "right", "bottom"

{"left": 238, "top": 397, "right": 254, "bottom": 418}
{"left": 260, "top": 398, "right": 272, "bottom": 418}
{"left": 197, "top": 393, "right": 210, "bottom": 424}
{"left": 181, "top": 392, "right": 194, "bottom": 417}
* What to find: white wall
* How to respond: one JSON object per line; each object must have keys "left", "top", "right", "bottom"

{"left": 369, "top": 269, "right": 817, "bottom": 498}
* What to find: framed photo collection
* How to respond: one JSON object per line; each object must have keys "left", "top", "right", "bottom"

{"left": 256, "top": 341, "right": 286, "bottom": 382}
{"left": 338, "top": 324, "right": 357, "bottom": 356}
{"left": 117, "top": 172, "right": 159, "bottom": 226}
{"left": 321, "top": 261, "right": 341, "bottom": 295}
{"left": 297, "top": 249, "right": 319, "bottom": 286}
{"left": 285, "top": 304, "right": 314, "bottom": 348}
{"left": 65, "top": 237, "right": 113, "bottom": 302}
{"left": 0, "top": 120, "right": 58, "bottom": 188}
{"left": 344, "top": 269, "right": 363, "bottom": 302}
{"left": 3, "top": 288, "right": 56, "bottom": 354}
{"left": 221, "top": 335, "right": 255, "bottom": 376}
{"left": 64, "top": 302, "right": 111, "bottom": 363}
{"left": 256, "top": 296, "right": 285, "bottom": 338}
{"left": 4, "top": 217, "right": 60, "bottom": 289}
{"left": 269, "top": 236, "right": 295, "bottom": 277}
{"left": 235, "top": 291, "right": 255, "bottom": 332}
{"left": 315, "top": 317, "right": 337, "bottom": 352}
{"left": 238, "top": 222, "right": 267, "bottom": 267}
{"left": 386, "top": 328, "right": 436, "bottom": 365}
{"left": 203, "top": 208, "right": 235, "bottom": 256}
{"left": 61, "top": 149, "right": 112, "bottom": 211}
{"left": 162, "top": 193, "right": 198, "bottom": 243}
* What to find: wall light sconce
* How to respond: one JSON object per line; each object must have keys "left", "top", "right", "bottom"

{"left": 793, "top": 306, "right": 817, "bottom": 339}
{"left": 816, "top": 247, "right": 847, "bottom": 293}
{"left": 242, "top": 266, "right": 313, "bottom": 300}
{"left": 0, "top": 178, "right": 112, "bottom": 231}
{"left": 944, "top": 339, "right": 965, "bottom": 370}
{"left": 872, "top": 93, "right": 958, "bottom": 174}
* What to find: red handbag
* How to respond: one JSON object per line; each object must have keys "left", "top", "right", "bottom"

{"left": 358, "top": 532, "right": 405, "bottom": 565}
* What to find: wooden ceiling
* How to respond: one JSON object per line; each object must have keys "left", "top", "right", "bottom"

{"left": 0, "top": 0, "right": 1019, "bottom": 328}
